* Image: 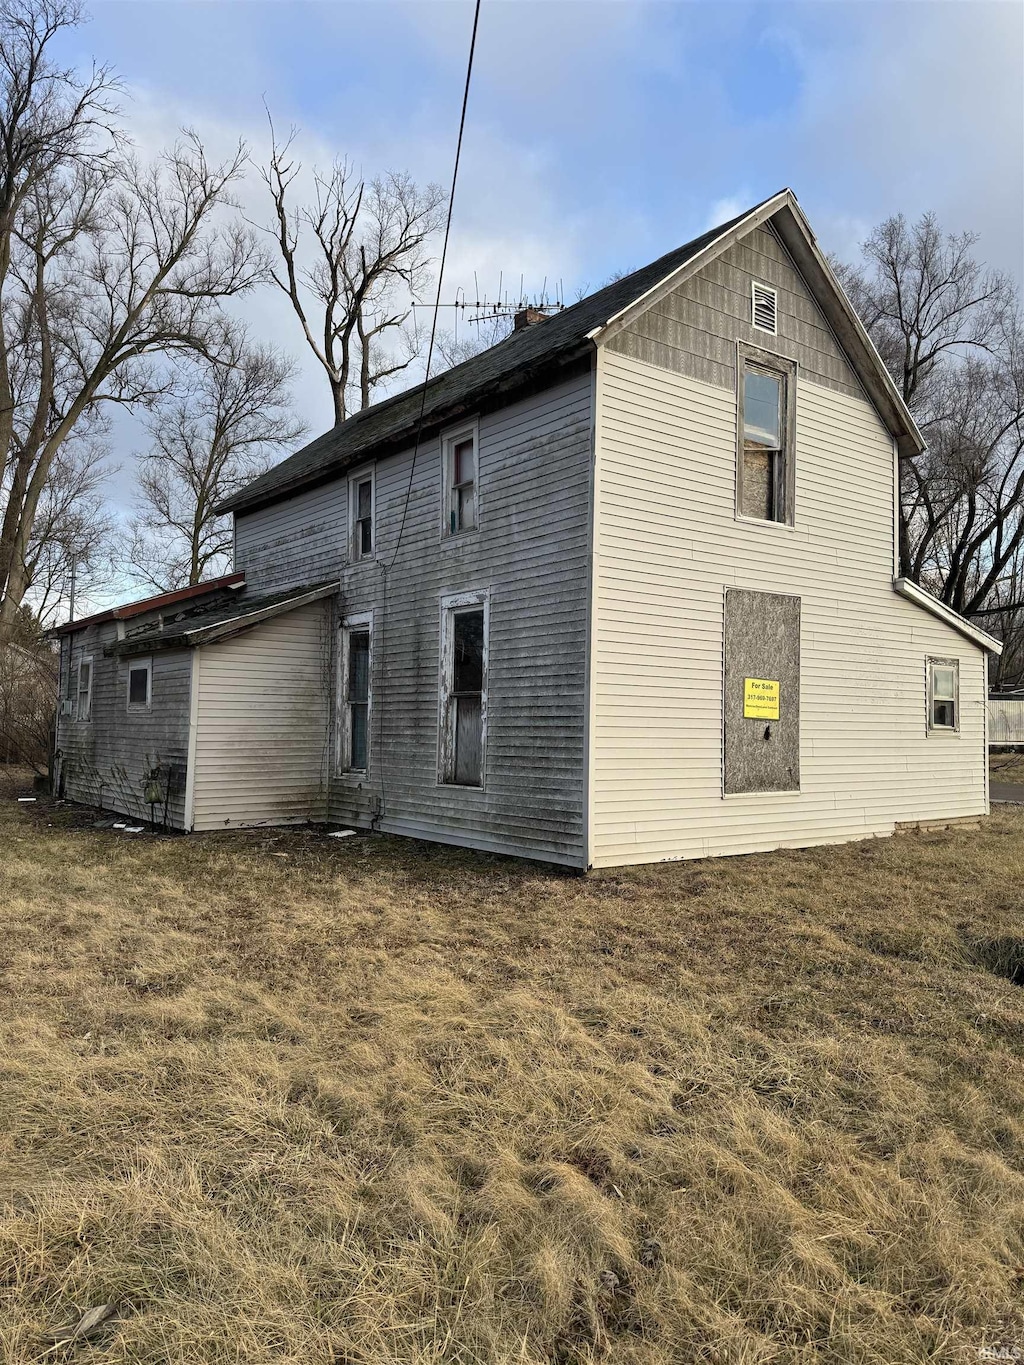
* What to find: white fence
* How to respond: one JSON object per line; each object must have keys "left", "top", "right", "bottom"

{"left": 989, "top": 698, "right": 1024, "bottom": 746}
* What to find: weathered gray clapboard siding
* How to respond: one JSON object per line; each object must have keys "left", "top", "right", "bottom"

{"left": 607, "top": 224, "right": 862, "bottom": 398}
{"left": 234, "top": 479, "right": 348, "bottom": 592}
{"left": 589, "top": 350, "right": 988, "bottom": 867}
{"left": 55, "top": 623, "right": 192, "bottom": 827}
{"left": 190, "top": 601, "right": 331, "bottom": 830}
{"left": 240, "top": 369, "right": 593, "bottom": 865}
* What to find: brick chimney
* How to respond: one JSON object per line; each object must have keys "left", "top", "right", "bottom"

{"left": 513, "top": 306, "right": 549, "bottom": 331}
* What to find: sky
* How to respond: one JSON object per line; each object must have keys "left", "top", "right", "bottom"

{"left": 50, "top": 0, "right": 1024, "bottom": 608}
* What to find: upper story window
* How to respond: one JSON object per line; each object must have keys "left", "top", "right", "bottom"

{"left": 928, "top": 659, "right": 959, "bottom": 731}
{"left": 127, "top": 658, "right": 152, "bottom": 710}
{"left": 737, "top": 346, "right": 796, "bottom": 526}
{"left": 442, "top": 422, "right": 478, "bottom": 538}
{"left": 349, "top": 468, "right": 374, "bottom": 560}
{"left": 76, "top": 656, "right": 93, "bottom": 721}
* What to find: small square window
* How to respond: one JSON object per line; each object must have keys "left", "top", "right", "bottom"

{"left": 127, "top": 659, "right": 152, "bottom": 709}
{"left": 442, "top": 424, "right": 478, "bottom": 538}
{"left": 928, "top": 659, "right": 958, "bottom": 731}
{"left": 349, "top": 469, "right": 374, "bottom": 560}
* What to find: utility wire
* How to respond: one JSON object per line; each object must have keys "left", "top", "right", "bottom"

{"left": 387, "top": 0, "right": 481, "bottom": 570}
{"left": 374, "top": 0, "right": 481, "bottom": 825}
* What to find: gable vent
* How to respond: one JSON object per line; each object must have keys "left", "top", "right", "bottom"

{"left": 752, "top": 282, "right": 777, "bottom": 334}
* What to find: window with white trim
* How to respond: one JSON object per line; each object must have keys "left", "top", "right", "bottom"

{"left": 127, "top": 658, "right": 152, "bottom": 710}
{"left": 349, "top": 468, "right": 374, "bottom": 560}
{"left": 928, "top": 659, "right": 959, "bottom": 731}
{"left": 752, "top": 281, "right": 777, "bottom": 334}
{"left": 339, "top": 616, "right": 372, "bottom": 772}
{"left": 76, "top": 656, "right": 93, "bottom": 721}
{"left": 442, "top": 423, "right": 478, "bottom": 537}
{"left": 439, "top": 592, "right": 487, "bottom": 787}
{"left": 737, "top": 347, "right": 796, "bottom": 525}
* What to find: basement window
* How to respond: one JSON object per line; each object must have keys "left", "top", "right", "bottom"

{"left": 76, "top": 656, "right": 93, "bottom": 721}
{"left": 349, "top": 469, "right": 374, "bottom": 560}
{"left": 928, "top": 659, "right": 959, "bottom": 731}
{"left": 442, "top": 422, "right": 478, "bottom": 537}
{"left": 752, "top": 281, "right": 778, "bottom": 335}
{"left": 127, "top": 658, "right": 152, "bottom": 710}
{"left": 340, "top": 616, "right": 372, "bottom": 772}
{"left": 439, "top": 592, "right": 487, "bottom": 787}
{"left": 737, "top": 347, "right": 796, "bottom": 525}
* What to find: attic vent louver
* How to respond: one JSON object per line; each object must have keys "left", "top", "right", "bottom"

{"left": 752, "top": 282, "right": 777, "bottom": 334}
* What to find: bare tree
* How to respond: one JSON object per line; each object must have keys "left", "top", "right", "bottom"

{"left": 838, "top": 214, "right": 1023, "bottom": 676}
{"left": 23, "top": 431, "right": 111, "bottom": 623}
{"left": 0, "top": 0, "right": 265, "bottom": 643}
{"left": 433, "top": 312, "right": 513, "bottom": 371}
{"left": 262, "top": 118, "right": 444, "bottom": 424}
{"left": 124, "top": 322, "right": 304, "bottom": 591}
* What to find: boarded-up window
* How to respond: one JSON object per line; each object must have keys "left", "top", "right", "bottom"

{"left": 723, "top": 589, "right": 800, "bottom": 794}
{"left": 440, "top": 593, "right": 487, "bottom": 787}
{"left": 737, "top": 346, "right": 796, "bottom": 526}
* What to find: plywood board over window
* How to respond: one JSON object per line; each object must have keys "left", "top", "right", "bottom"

{"left": 723, "top": 588, "right": 801, "bottom": 794}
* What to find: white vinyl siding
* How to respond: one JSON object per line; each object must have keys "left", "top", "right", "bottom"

{"left": 589, "top": 350, "right": 988, "bottom": 867}
{"left": 190, "top": 602, "right": 330, "bottom": 830}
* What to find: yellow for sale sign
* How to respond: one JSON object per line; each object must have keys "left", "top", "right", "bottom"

{"left": 744, "top": 677, "right": 780, "bottom": 720}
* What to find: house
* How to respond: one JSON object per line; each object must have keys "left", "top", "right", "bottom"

{"left": 52, "top": 188, "right": 1002, "bottom": 867}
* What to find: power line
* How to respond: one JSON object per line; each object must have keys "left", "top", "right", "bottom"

{"left": 374, "top": 0, "right": 481, "bottom": 826}
{"left": 388, "top": 0, "right": 481, "bottom": 572}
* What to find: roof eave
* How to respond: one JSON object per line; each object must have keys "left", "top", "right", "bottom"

{"left": 218, "top": 345, "right": 593, "bottom": 518}
{"left": 893, "top": 577, "right": 1002, "bottom": 654}
{"left": 110, "top": 582, "right": 339, "bottom": 658}
{"left": 585, "top": 188, "right": 925, "bottom": 460}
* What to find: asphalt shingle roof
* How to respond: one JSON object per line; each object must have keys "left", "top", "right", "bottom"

{"left": 220, "top": 201, "right": 765, "bottom": 516}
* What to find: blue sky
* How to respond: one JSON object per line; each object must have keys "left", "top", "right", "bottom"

{"left": 50, "top": 0, "right": 1023, "bottom": 582}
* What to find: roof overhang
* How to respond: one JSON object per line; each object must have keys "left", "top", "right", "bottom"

{"left": 51, "top": 572, "right": 245, "bottom": 637}
{"left": 893, "top": 577, "right": 1002, "bottom": 654}
{"left": 587, "top": 188, "right": 925, "bottom": 462}
{"left": 111, "top": 582, "right": 338, "bottom": 658}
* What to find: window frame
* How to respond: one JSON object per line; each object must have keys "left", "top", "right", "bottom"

{"left": 751, "top": 280, "right": 778, "bottom": 336}
{"left": 927, "top": 657, "right": 960, "bottom": 733}
{"left": 348, "top": 465, "right": 376, "bottom": 562}
{"left": 126, "top": 657, "right": 152, "bottom": 711}
{"left": 735, "top": 343, "right": 797, "bottom": 528}
{"left": 440, "top": 418, "right": 480, "bottom": 541}
{"left": 76, "top": 654, "right": 93, "bottom": 721}
{"left": 337, "top": 611, "right": 373, "bottom": 775}
{"left": 437, "top": 588, "right": 489, "bottom": 789}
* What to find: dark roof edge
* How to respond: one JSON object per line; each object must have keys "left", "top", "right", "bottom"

{"left": 219, "top": 344, "right": 593, "bottom": 519}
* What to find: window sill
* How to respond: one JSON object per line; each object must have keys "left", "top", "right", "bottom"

{"left": 440, "top": 528, "right": 481, "bottom": 547}
{"left": 734, "top": 513, "right": 797, "bottom": 532}
{"left": 721, "top": 788, "right": 802, "bottom": 800}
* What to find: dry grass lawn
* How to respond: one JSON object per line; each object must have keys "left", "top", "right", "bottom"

{"left": 1, "top": 767, "right": 1023, "bottom": 1364}
{"left": 990, "top": 750, "right": 1024, "bottom": 785}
